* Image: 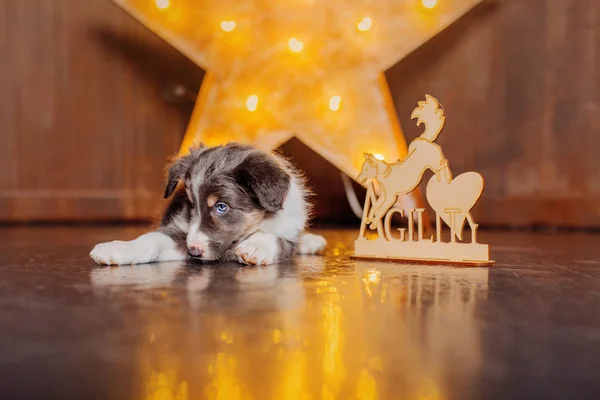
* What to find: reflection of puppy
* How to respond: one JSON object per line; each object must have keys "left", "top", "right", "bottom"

{"left": 90, "top": 263, "right": 183, "bottom": 289}
{"left": 187, "top": 264, "right": 306, "bottom": 313}
{"left": 90, "top": 143, "right": 327, "bottom": 266}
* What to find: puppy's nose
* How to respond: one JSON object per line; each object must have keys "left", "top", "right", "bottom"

{"left": 188, "top": 246, "right": 203, "bottom": 258}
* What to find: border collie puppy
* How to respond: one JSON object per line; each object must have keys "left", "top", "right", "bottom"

{"left": 90, "top": 143, "right": 327, "bottom": 266}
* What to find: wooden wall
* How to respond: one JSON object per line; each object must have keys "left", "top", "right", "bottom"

{"left": 0, "top": 0, "right": 200, "bottom": 222}
{"left": 1, "top": 0, "right": 599, "bottom": 228}
{"left": 389, "top": 0, "right": 600, "bottom": 229}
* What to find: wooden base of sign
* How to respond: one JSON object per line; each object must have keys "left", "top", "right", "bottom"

{"left": 351, "top": 254, "right": 495, "bottom": 267}
{"left": 353, "top": 238, "right": 495, "bottom": 267}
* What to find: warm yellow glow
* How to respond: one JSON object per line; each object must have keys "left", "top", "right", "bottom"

{"left": 288, "top": 38, "right": 304, "bottom": 52}
{"left": 205, "top": 353, "right": 246, "bottom": 400}
{"left": 220, "top": 331, "right": 234, "bottom": 344}
{"left": 272, "top": 329, "right": 283, "bottom": 344}
{"left": 146, "top": 371, "right": 188, "bottom": 400}
{"left": 355, "top": 369, "right": 378, "bottom": 400}
{"left": 115, "top": 0, "right": 483, "bottom": 184}
{"left": 361, "top": 270, "right": 381, "bottom": 298}
{"left": 246, "top": 95, "right": 258, "bottom": 112}
{"left": 329, "top": 96, "right": 342, "bottom": 111}
{"left": 277, "top": 349, "right": 308, "bottom": 400}
{"left": 373, "top": 153, "right": 385, "bottom": 161}
{"left": 155, "top": 0, "right": 169, "bottom": 10}
{"left": 422, "top": 0, "right": 438, "bottom": 9}
{"left": 366, "top": 270, "right": 381, "bottom": 283}
{"left": 220, "top": 20, "right": 236, "bottom": 32}
{"left": 321, "top": 290, "right": 345, "bottom": 397}
{"left": 356, "top": 17, "right": 372, "bottom": 32}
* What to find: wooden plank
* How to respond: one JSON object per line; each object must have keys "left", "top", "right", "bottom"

{"left": 0, "top": 1, "right": 19, "bottom": 191}
{"left": 0, "top": 0, "right": 198, "bottom": 222}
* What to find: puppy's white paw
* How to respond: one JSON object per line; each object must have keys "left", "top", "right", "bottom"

{"left": 297, "top": 233, "right": 327, "bottom": 255}
{"left": 90, "top": 241, "right": 154, "bottom": 265}
{"left": 235, "top": 232, "right": 279, "bottom": 266}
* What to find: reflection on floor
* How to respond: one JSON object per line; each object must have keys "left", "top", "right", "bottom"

{"left": 0, "top": 226, "right": 599, "bottom": 399}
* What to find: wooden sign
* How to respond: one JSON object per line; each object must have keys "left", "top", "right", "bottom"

{"left": 353, "top": 95, "right": 494, "bottom": 267}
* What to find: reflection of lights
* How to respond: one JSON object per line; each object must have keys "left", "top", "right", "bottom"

{"left": 356, "top": 369, "right": 378, "bottom": 399}
{"left": 146, "top": 371, "right": 188, "bottom": 400}
{"left": 206, "top": 353, "right": 246, "bottom": 399}
{"left": 417, "top": 379, "right": 443, "bottom": 400}
{"left": 362, "top": 269, "right": 381, "bottom": 298}
{"left": 273, "top": 329, "right": 283, "bottom": 344}
{"left": 220, "top": 331, "right": 234, "bottom": 344}
{"left": 373, "top": 153, "right": 385, "bottom": 161}
{"left": 278, "top": 349, "right": 307, "bottom": 399}
{"left": 320, "top": 281, "right": 344, "bottom": 397}
{"left": 317, "top": 286, "right": 338, "bottom": 294}
{"left": 364, "top": 269, "right": 381, "bottom": 283}
{"left": 322, "top": 300, "right": 344, "bottom": 396}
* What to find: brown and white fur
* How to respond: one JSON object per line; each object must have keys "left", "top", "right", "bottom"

{"left": 90, "top": 143, "right": 327, "bottom": 266}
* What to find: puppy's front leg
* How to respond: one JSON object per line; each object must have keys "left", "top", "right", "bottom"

{"left": 90, "top": 232, "right": 186, "bottom": 265}
{"left": 234, "top": 232, "right": 280, "bottom": 266}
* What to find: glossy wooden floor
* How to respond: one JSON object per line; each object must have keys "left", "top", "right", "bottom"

{"left": 0, "top": 226, "right": 599, "bottom": 399}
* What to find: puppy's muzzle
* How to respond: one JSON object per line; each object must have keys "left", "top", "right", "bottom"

{"left": 188, "top": 246, "right": 203, "bottom": 258}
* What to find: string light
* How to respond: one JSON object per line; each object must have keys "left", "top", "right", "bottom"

{"left": 329, "top": 96, "right": 342, "bottom": 111}
{"left": 422, "top": 0, "right": 438, "bottom": 9}
{"left": 288, "top": 38, "right": 304, "bottom": 52}
{"left": 155, "top": 0, "right": 169, "bottom": 10}
{"left": 220, "top": 20, "right": 236, "bottom": 32}
{"left": 246, "top": 95, "right": 258, "bottom": 111}
{"left": 356, "top": 17, "right": 372, "bottom": 32}
{"left": 374, "top": 154, "right": 385, "bottom": 161}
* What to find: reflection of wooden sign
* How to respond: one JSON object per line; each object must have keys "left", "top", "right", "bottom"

{"left": 353, "top": 95, "right": 494, "bottom": 267}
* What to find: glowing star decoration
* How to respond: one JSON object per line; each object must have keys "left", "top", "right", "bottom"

{"left": 113, "top": 0, "right": 483, "bottom": 181}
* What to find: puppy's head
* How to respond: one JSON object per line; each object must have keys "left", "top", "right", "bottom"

{"left": 164, "top": 144, "right": 291, "bottom": 260}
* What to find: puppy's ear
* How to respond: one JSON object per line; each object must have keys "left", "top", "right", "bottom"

{"left": 164, "top": 155, "right": 191, "bottom": 198}
{"left": 235, "top": 152, "right": 291, "bottom": 212}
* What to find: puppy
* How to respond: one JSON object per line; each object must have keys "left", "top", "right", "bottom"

{"left": 90, "top": 143, "right": 327, "bottom": 266}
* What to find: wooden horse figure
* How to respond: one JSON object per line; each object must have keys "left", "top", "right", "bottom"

{"left": 354, "top": 95, "right": 493, "bottom": 266}
{"left": 357, "top": 95, "right": 448, "bottom": 228}
{"left": 357, "top": 95, "right": 479, "bottom": 242}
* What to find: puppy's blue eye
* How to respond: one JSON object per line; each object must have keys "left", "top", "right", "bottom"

{"left": 214, "top": 202, "right": 229, "bottom": 214}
